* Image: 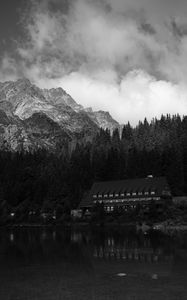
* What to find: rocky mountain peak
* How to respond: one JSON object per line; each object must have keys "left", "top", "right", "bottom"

{"left": 0, "top": 78, "right": 120, "bottom": 151}
{"left": 16, "top": 78, "right": 32, "bottom": 87}
{"left": 43, "top": 87, "right": 83, "bottom": 112}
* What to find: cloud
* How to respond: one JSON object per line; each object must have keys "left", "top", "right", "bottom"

{"left": 34, "top": 69, "right": 187, "bottom": 125}
{"left": 1, "top": 0, "right": 187, "bottom": 124}
{"left": 0, "top": 55, "right": 21, "bottom": 81}
{"left": 58, "top": 70, "right": 187, "bottom": 125}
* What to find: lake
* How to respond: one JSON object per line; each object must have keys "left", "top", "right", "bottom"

{"left": 0, "top": 226, "right": 187, "bottom": 300}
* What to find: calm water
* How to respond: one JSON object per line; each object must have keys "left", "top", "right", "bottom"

{"left": 0, "top": 226, "right": 187, "bottom": 300}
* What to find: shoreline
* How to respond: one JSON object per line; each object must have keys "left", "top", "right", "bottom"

{"left": 1, "top": 221, "right": 187, "bottom": 232}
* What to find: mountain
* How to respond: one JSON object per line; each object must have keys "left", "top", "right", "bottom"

{"left": 42, "top": 87, "right": 119, "bottom": 131}
{"left": 42, "top": 87, "right": 84, "bottom": 112}
{"left": 85, "top": 108, "right": 120, "bottom": 132}
{"left": 0, "top": 78, "right": 120, "bottom": 151}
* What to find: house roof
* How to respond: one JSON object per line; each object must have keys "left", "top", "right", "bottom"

{"left": 90, "top": 177, "right": 169, "bottom": 195}
{"left": 79, "top": 177, "right": 170, "bottom": 208}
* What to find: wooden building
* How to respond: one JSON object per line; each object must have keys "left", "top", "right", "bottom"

{"left": 79, "top": 176, "right": 172, "bottom": 213}
{"left": 173, "top": 196, "right": 187, "bottom": 207}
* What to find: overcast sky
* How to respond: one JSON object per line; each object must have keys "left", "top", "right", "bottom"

{"left": 1, "top": 0, "right": 187, "bottom": 124}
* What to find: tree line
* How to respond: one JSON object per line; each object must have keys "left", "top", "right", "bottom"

{"left": 0, "top": 114, "right": 187, "bottom": 223}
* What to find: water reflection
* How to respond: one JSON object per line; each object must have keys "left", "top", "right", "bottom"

{"left": 0, "top": 227, "right": 187, "bottom": 300}
{"left": 0, "top": 227, "right": 183, "bottom": 265}
{"left": 9, "top": 232, "right": 14, "bottom": 243}
{"left": 92, "top": 235, "right": 172, "bottom": 263}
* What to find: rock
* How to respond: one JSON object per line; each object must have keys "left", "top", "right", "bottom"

{"left": 0, "top": 78, "right": 120, "bottom": 152}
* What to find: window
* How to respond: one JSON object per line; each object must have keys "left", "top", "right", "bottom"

{"left": 109, "top": 194, "right": 113, "bottom": 197}
{"left": 126, "top": 192, "right": 131, "bottom": 196}
{"left": 104, "top": 194, "right": 108, "bottom": 198}
{"left": 106, "top": 206, "right": 110, "bottom": 212}
{"left": 151, "top": 191, "right": 155, "bottom": 195}
{"left": 144, "top": 191, "right": 149, "bottom": 195}
{"left": 111, "top": 206, "right": 114, "bottom": 211}
{"left": 98, "top": 194, "right": 102, "bottom": 198}
{"left": 132, "top": 192, "right": 136, "bottom": 196}
{"left": 93, "top": 195, "right": 97, "bottom": 198}
{"left": 121, "top": 193, "right": 125, "bottom": 197}
{"left": 138, "top": 192, "right": 143, "bottom": 195}
{"left": 115, "top": 193, "right": 119, "bottom": 197}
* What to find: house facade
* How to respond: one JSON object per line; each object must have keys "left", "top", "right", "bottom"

{"left": 79, "top": 176, "right": 172, "bottom": 213}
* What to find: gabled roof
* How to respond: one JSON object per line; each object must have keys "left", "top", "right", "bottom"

{"left": 90, "top": 177, "right": 169, "bottom": 195}
{"left": 79, "top": 177, "right": 170, "bottom": 208}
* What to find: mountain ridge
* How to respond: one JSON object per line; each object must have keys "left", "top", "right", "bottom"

{"left": 0, "top": 78, "right": 120, "bottom": 151}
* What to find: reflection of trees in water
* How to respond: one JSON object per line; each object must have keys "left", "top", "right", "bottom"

{"left": 1, "top": 228, "right": 187, "bottom": 267}
{"left": 0, "top": 228, "right": 83, "bottom": 263}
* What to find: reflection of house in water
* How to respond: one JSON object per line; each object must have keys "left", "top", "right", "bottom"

{"left": 71, "top": 232, "right": 83, "bottom": 243}
{"left": 93, "top": 237, "right": 173, "bottom": 264}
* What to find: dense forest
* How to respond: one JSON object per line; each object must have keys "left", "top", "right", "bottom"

{"left": 0, "top": 114, "right": 187, "bottom": 223}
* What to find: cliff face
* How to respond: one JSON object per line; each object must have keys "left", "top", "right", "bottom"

{"left": 86, "top": 109, "right": 120, "bottom": 132}
{"left": 0, "top": 79, "right": 120, "bottom": 151}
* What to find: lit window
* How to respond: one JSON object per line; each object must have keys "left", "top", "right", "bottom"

{"left": 144, "top": 191, "right": 149, "bottom": 195}
{"left": 98, "top": 194, "right": 102, "bottom": 198}
{"left": 93, "top": 195, "right": 97, "bottom": 198}
{"left": 111, "top": 206, "right": 114, "bottom": 211}
{"left": 126, "top": 193, "right": 130, "bottom": 196}
{"left": 151, "top": 191, "right": 155, "bottom": 195}
{"left": 138, "top": 192, "right": 142, "bottom": 195}
{"left": 121, "top": 193, "right": 125, "bottom": 197}
{"left": 104, "top": 194, "right": 108, "bottom": 198}
{"left": 109, "top": 194, "right": 113, "bottom": 197}
{"left": 132, "top": 192, "right": 136, "bottom": 196}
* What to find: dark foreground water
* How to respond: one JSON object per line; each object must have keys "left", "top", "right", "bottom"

{"left": 0, "top": 226, "right": 187, "bottom": 300}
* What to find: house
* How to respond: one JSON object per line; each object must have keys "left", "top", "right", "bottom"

{"left": 173, "top": 196, "right": 187, "bottom": 207}
{"left": 79, "top": 176, "right": 172, "bottom": 214}
{"left": 71, "top": 209, "right": 83, "bottom": 219}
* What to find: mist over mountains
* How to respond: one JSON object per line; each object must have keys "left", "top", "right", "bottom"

{"left": 0, "top": 78, "right": 119, "bottom": 151}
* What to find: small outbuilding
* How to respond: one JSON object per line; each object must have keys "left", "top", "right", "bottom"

{"left": 173, "top": 196, "right": 187, "bottom": 207}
